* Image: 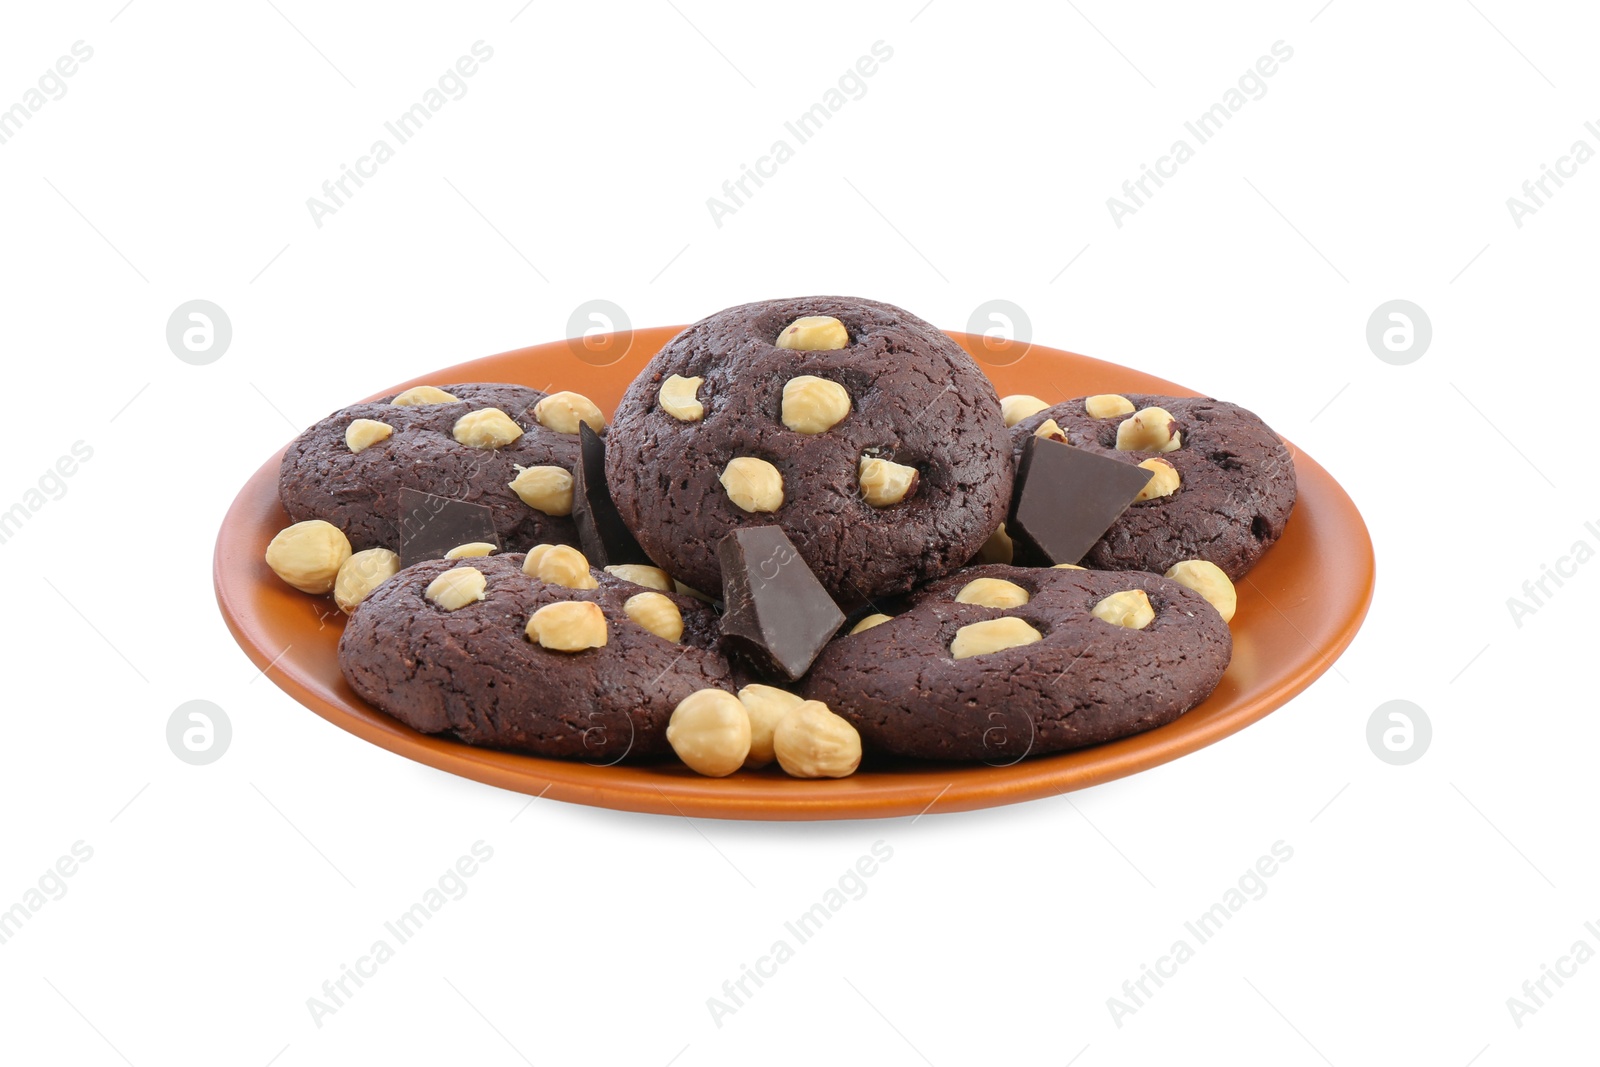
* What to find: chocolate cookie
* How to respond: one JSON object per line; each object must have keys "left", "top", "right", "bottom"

{"left": 1009, "top": 394, "right": 1295, "bottom": 579}
{"left": 802, "top": 564, "right": 1232, "bottom": 762}
{"left": 279, "top": 383, "right": 586, "bottom": 555}
{"left": 604, "top": 296, "right": 1015, "bottom": 605}
{"left": 339, "top": 551, "right": 733, "bottom": 761}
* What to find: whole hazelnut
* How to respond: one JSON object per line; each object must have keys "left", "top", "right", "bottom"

{"left": 999, "top": 394, "right": 1049, "bottom": 427}
{"left": 525, "top": 600, "right": 607, "bottom": 651}
{"left": 667, "top": 689, "right": 751, "bottom": 777}
{"left": 1090, "top": 589, "right": 1155, "bottom": 630}
{"left": 720, "top": 457, "right": 784, "bottom": 513}
{"left": 775, "top": 315, "right": 849, "bottom": 351}
{"left": 265, "top": 520, "right": 352, "bottom": 594}
{"left": 508, "top": 465, "right": 575, "bottom": 516}
{"left": 737, "top": 684, "right": 804, "bottom": 768}
{"left": 781, "top": 375, "right": 851, "bottom": 434}
{"left": 334, "top": 548, "right": 400, "bottom": 613}
{"left": 950, "top": 616, "right": 1043, "bottom": 659}
{"left": 534, "top": 391, "right": 606, "bottom": 435}
{"left": 773, "top": 700, "right": 862, "bottom": 779}
{"left": 623, "top": 592, "right": 684, "bottom": 642}
{"left": 1164, "top": 560, "right": 1237, "bottom": 622}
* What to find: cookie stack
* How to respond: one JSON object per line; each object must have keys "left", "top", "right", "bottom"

{"left": 262, "top": 296, "right": 1296, "bottom": 776}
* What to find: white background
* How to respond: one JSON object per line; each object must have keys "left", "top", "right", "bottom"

{"left": 0, "top": 1, "right": 1593, "bottom": 1063}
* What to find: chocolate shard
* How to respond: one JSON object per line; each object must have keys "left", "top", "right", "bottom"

{"left": 397, "top": 488, "right": 500, "bottom": 568}
{"left": 717, "top": 527, "right": 845, "bottom": 682}
{"left": 573, "top": 424, "right": 651, "bottom": 567}
{"left": 1007, "top": 436, "right": 1154, "bottom": 567}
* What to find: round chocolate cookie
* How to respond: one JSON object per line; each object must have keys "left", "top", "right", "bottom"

{"left": 605, "top": 296, "right": 1014, "bottom": 604}
{"left": 802, "top": 564, "right": 1232, "bottom": 762}
{"left": 279, "top": 383, "right": 582, "bottom": 554}
{"left": 339, "top": 552, "right": 733, "bottom": 761}
{"left": 1010, "top": 394, "right": 1295, "bottom": 579}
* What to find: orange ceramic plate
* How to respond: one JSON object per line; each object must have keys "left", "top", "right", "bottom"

{"left": 214, "top": 328, "right": 1373, "bottom": 820}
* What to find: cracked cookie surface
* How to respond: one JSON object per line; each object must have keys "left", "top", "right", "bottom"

{"left": 604, "top": 297, "right": 1015, "bottom": 605}
{"left": 801, "top": 564, "right": 1232, "bottom": 762}
{"left": 279, "top": 383, "right": 581, "bottom": 554}
{"left": 1010, "top": 394, "right": 1295, "bottom": 579}
{"left": 339, "top": 554, "right": 733, "bottom": 761}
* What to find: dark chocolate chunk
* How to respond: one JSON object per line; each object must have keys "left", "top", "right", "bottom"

{"left": 572, "top": 424, "right": 651, "bottom": 567}
{"left": 397, "top": 488, "right": 500, "bottom": 567}
{"left": 717, "top": 527, "right": 845, "bottom": 681}
{"left": 1007, "top": 436, "right": 1153, "bottom": 566}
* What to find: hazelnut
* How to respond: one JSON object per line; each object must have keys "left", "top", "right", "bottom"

{"left": 667, "top": 689, "right": 751, "bottom": 777}
{"left": 1051, "top": 563, "right": 1086, "bottom": 570}
{"left": 605, "top": 564, "right": 674, "bottom": 592}
{"left": 849, "top": 613, "right": 893, "bottom": 634}
{"left": 775, "top": 315, "right": 849, "bottom": 351}
{"left": 334, "top": 548, "right": 400, "bottom": 613}
{"left": 955, "top": 577, "right": 1030, "bottom": 608}
{"left": 453, "top": 408, "right": 524, "bottom": 449}
{"left": 781, "top": 375, "right": 851, "bottom": 434}
{"left": 950, "top": 616, "right": 1043, "bottom": 659}
{"left": 1165, "top": 560, "right": 1237, "bottom": 623}
{"left": 521, "top": 544, "right": 556, "bottom": 575}
{"left": 623, "top": 592, "right": 683, "bottom": 642}
{"left": 526, "top": 600, "right": 607, "bottom": 651}
{"left": 533, "top": 544, "right": 598, "bottom": 590}
{"left": 977, "top": 524, "right": 1014, "bottom": 565}
{"left": 773, "top": 700, "right": 862, "bottom": 779}
{"left": 659, "top": 374, "right": 705, "bottom": 422}
{"left": 444, "top": 542, "right": 497, "bottom": 559}
{"left": 1034, "top": 418, "right": 1068, "bottom": 443}
{"left": 1091, "top": 589, "right": 1155, "bottom": 630}
{"left": 1134, "top": 458, "right": 1180, "bottom": 501}
{"left": 1000, "top": 394, "right": 1049, "bottom": 427}
{"left": 391, "top": 385, "right": 459, "bottom": 406}
{"left": 345, "top": 418, "right": 394, "bottom": 453}
{"left": 508, "top": 465, "right": 574, "bottom": 516}
{"left": 1116, "top": 406, "right": 1181, "bottom": 453}
{"left": 858, "top": 456, "right": 919, "bottom": 508}
{"left": 720, "top": 457, "right": 784, "bottom": 513}
{"left": 1084, "top": 394, "right": 1136, "bottom": 419}
{"left": 534, "top": 391, "right": 606, "bottom": 435}
{"left": 426, "top": 566, "right": 487, "bottom": 611}
{"left": 737, "top": 684, "right": 803, "bottom": 768}
{"left": 265, "top": 520, "right": 352, "bottom": 594}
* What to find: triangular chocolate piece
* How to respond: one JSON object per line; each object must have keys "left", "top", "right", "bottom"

{"left": 397, "top": 488, "right": 500, "bottom": 567}
{"left": 1007, "top": 436, "right": 1154, "bottom": 566}
{"left": 718, "top": 527, "right": 844, "bottom": 681}
{"left": 573, "top": 423, "right": 651, "bottom": 567}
